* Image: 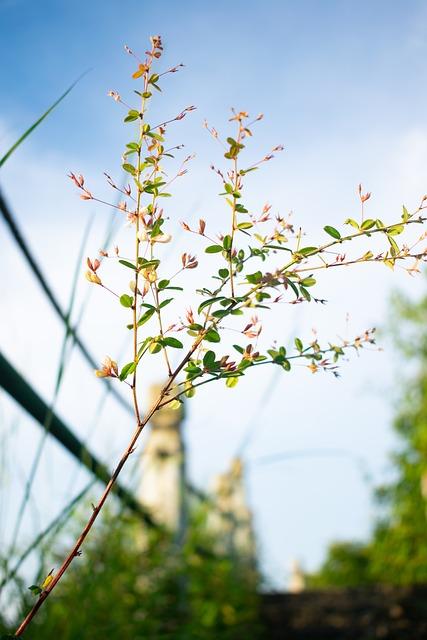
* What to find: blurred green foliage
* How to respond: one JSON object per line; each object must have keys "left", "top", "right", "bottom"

{"left": 308, "top": 282, "right": 427, "bottom": 587}
{"left": 0, "top": 505, "right": 262, "bottom": 638}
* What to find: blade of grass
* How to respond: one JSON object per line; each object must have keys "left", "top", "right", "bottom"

{"left": 0, "top": 189, "right": 133, "bottom": 415}
{"left": 0, "top": 480, "right": 96, "bottom": 592}
{"left": 6, "top": 217, "right": 93, "bottom": 567}
{"left": 0, "top": 71, "right": 90, "bottom": 169}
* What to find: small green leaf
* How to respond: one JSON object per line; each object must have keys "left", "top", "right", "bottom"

{"left": 300, "top": 286, "right": 311, "bottom": 301}
{"left": 162, "top": 337, "right": 183, "bottom": 349}
{"left": 223, "top": 235, "right": 232, "bottom": 250}
{"left": 344, "top": 218, "right": 360, "bottom": 230}
{"left": 149, "top": 341, "right": 162, "bottom": 354}
{"left": 203, "top": 350, "right": 216, "bottom": 369}
{"left": 138, "top": 258, "right": 161, "bottom": 268}
{"left": 298, "top": 246, "right": 318, "bottom": 257}
{"left": 124, "top": 110, "right": 140, "bottom": 123}
{"left": 246, "top": 271, "right": 262, "bottom": 284}
{"left": 402, "top": 205, "right": 410, "bottom": 222}
{"left": 119, "top": 259, "right": 137, "bottom": 270}
{"left": 159, "top": 298, "right": 173, "bottom": 309}
{"left": 205, "top": 244, "right": 223, "bottom": 254}
{"left": 226, "top": 376, "right": 239, "bottom": 388}
{"left": 198, "top": 297, "right": 225, "bottom": 314}
{"left": 324, "top": 225, "right": 341, "bottom": 240}
{"left": 119, "top": 294, "right": 133, "bottom": 308}
{"left": 282, "top": 360, "right": 291, "bottom": 371}
{"left": 300, "top": 277, "right": 316, "bottom": 287}
{"left": 361, "top": 219, "right": 375, "bottom": 230}
{"left": 295, "top": 338, "right": 303, "bottom": 352}
{"left": 119, "top": 361, "right": 136, "bottom": 381}
{"left": 212, "top": 309, "right": 229, "bottom": 319}
{"left": 122, "top": 163, "right": 136, "bottom": 175}
{"left": 388, "top": 224, "right": 404, "bottom": 236}
{"left": 205, "top": 329, "right": 221, "bottom": 343}
{"left": 137, "top": 307, "right": 155, "bottom": 327}
{"left": 28, "top": 585, "right": 42, "bottom": 596}
{"left": 158, "top": 279, "right": 170, "bottom": 289}
{"left": 218, "top": 268, "right": 229, "bottom": 278}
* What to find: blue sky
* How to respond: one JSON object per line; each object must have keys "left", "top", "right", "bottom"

{"left": 1, "top": 0, "right": 427, "bottom": 591}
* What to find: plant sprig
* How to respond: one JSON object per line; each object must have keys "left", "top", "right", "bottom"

{"left": 15, "top": 35, "right": 427, "bottom": 636}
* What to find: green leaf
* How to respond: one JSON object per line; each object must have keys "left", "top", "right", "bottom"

{"left": 122, "top": 163, "right": 136, "bottom": 175}
{"left": 388, "top": 224, "right": 404, "bottom": 236}
{"left": 387, "top": 235, "right": 399, "bottom": 256}
{"left": 298, "top": 246, "right": 318, "bottom": 257}
{"left": 246, "top": 271, "right": 262, "bottom": 284}
{"left": 295, "top": 337, "right": 303, "bottom": 352}
{"left": 137, "top": 307, "right": 155, "bottom": 327}
{"left": 205, "top": 329, "right": 221, "bottom": 343}
{"left": 28, "top": 585, "right": 42, "bottom": 596}
{"left": 324, "top": 225, "right": 341, "bottom": 240}
{"left": 158, "top": 279, "right": 170, "bottom": 290}
{"left": 212, "top": 309, "right": 229, "bottom": 319}
{"left": 124, "top": 109, "right": 140, "bottom": 123}
{"left": 344, "top": 218, "right": 360, "bottom": 230}
{"left": 149, "top": 341, "right": 162, "bottom": 354}
{"left": 300, "top": 277, "right": 316, "bottom": 287}
{"left": 161, "top": 337, "right": 183, "bottom": 349}
{"left": 138, "top": 258, "right": 160, "bottom": 268}
{"left": 159, "top": 298, "right": 173, "bottom": 309}
{"left": 119, "top": 361, "right": 136, "bottom": 381}
{"left": 203, "top": 350, "right": 216, "bottom": 369}
{"left": 137, "top": 337, "right": 153, "bottom": 358}
{"left": 226, "top": 376, "right": 239, "bottom": 388}
{"left": 361, "top": 219, "right": 375, "bottom": 230}
{"left": 282, "top": 360, "right": 291, "bottom": 371}
{"left": 119, "top": 294, "right": 133, "bottom": 308}
{"left": 119, "top": 259, "right": 137, "bottom": 270}
{"left": 198, "top": 297, "right": 225, "bottom": 314}
{"left": 218, "top": 268, "right": 229, "bottom": 279}
{"left": 300, "top": 286, "right": 311, "bottom": 301}
{"left": 223, "top": 235, "right": 232, "bottom": 250}
{"left": 237, "top": 222, "right": 253, "bottom": 230}
{"left": 205, "top": 244, "right": 223, "bottom": 254}
{"left": 402, "top": 205, "right": 410, "bottom": 222}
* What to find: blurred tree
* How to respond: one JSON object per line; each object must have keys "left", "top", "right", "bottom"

{"left": 0, "top": 504, "right": 261, "bottom": 639}
{"left": 308, "top": 283, "right": 427, "bottom": 587}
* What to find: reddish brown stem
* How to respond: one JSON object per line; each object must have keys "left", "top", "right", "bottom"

{"left": 14, "top": 337, "right": 203, "bottom": 636}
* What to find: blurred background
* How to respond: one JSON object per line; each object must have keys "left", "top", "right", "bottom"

{"left": 1, "top": 0, "right": 427, "bottom": 637}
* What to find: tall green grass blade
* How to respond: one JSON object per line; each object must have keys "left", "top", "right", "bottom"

{"left": 7, "top": 217, "right": 93, "bottom": 565}
{"left": 0, "top": 480, "right": 95, "bottom": 592}
{"left": 0, "top": 71, "right": 89, "bottom": 169}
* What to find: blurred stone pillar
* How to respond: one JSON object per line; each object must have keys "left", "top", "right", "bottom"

{"left": 288, "top": 559, "right": 306, "bottom": 593}
{"left": 208, "top": 457, "right": 255, "bottom": 559}
{"left": 138, "top": 384, "right": 186, "bottom": 535}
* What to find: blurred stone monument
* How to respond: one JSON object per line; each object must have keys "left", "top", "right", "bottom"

{"left": 138, "top": 384, "right": 186, "bottom": 533}
{"left": 138, "top": 386, "right": 255, "bottom": 562}
{"left": 288, "top": 559, "right": 306, "bottom": 593}
{"left": 207, "top": 457, "right": 255, "bottom": 558}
